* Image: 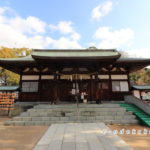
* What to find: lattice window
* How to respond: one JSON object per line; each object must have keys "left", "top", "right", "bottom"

{"left": 22, "top": 82, "right": 38, "bottom": 92}
{"left": 112, "top": 81, "right": 129, "bottom": 92}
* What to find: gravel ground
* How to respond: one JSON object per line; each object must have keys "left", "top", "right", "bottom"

{"left": 0, "top": 117, "right": 48, "bottom": 150}
{"left": 108, "top": 124, "right": 150, "bottom": 150}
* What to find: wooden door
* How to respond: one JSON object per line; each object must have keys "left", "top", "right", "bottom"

{"left": 96, "top": 80, "right": 110, "bottom": 101}
{"left": 40, "top": 80, "right": 56, "bottom": 102}
{"left": 59, "top": 80, "right": 73, "bottom": 102}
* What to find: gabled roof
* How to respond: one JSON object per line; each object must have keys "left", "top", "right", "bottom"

{"left": 0, "top": 49, "right": 150, "bottom": 74}
{"left": 32, "top": 49, "right": 120, "bottom": 60}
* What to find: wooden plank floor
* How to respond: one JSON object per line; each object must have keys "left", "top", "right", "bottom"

{"left": 33, "top": 123, "right": 133, "bottom": 150}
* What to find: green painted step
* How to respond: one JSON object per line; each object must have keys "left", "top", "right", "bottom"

{"left": 117, "top": 103, "right": 150, "bottom": 127}
{"left": 138, "top": 115, "right": 149, "bottom": 117}
{"left": 141, "top": 118, "right": 150, "bottom": 121}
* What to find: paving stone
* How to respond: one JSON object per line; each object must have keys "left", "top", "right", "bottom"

{"left": 107, "top": 112, "right": 116, "bottom": 115}
{"left": 95, "top": 116, "right": 105, "bottom": 120}
{"left": 32, "top": 117, "right": 42, "bottom": 121}
{"left": 130, "top": 120, "right": 139, "bottom": 124}
{"left": 29, "top": 112, "right": 39, "bottom": 117}
{"left": 24, "top": 121, "right": 35, "bottom": 126}
{"left": 42, "top": 117, "right": 50, "bottom": 121}
{"left": 22, "top": 117, "right": 32, "bottom": 121}
{"left": 123, "top": 115, "right": 136, "bottom": 119}
{"left": 116, "top": 112, "right": 125, "bottom": 115}
{"left": 104, "top": 116, "right": 115, "bottom": 120}
{"left": 4, "top": 120, "right": 14, "bottom": 126}
{"left": 14, "top": 121, "right": 25, "bottom": 126}
{"left": 44, "top": 121, "right": 52, "bottom": 126}
{"left": 120, "top": 120, "right": 130, "bottom": 124}
{"left": 104, "top": 120, "right": 112, "bottom": 124}
{"left": 86, "top": 116, "right": 95, "bottom": 120}
{"left": 115, "top": 116, "right": 123, "bottom": 120}
{"left": 60, "top": 117, "right": 69, "bottom": 121}
{"left": 20, "top": 112, "right": 29, "bottom": 117}
{"left": 33, "top": 144, "right": 49, "bottom": 150}
{"left": 64, "top": 112, "right": 73, "bottom": 117}
{"left": 50, "top": 117, "right": 60, "bottom": 121}
{"left": 39, "top": 112, "right": 48, "bottom": 117}
{"left": 34, "top": 121, "right": 45, "bottom": 126}
{"left": 13, "top": 117, "right": 22, "bottom": 121}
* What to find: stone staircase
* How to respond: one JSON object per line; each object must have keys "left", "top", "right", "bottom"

{"left": 4, "top": 104, "right": 139, "bottom": 126}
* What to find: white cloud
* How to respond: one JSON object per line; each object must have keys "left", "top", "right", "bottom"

{"left": 49, "top": 21, "right": 81, "bottom": 40}
{"left": 0, "top": 6, "right": 11, "bottom": 15}
{"left": 48, "top": 37, "right": 82, "bottom": 49}
{"left": 93, "top": 27, "right": 134, "bottom": 49}
{"left": 49, "top": 21, "right": 74, "bottom": 34}
{"left": 125, "top": 48, "right": 150, "bottom": 58}
{"left": 0, "top": 6, "right": 82, "bottom": 49}
{"left": 92, "top": 1, "right": 113, "bottom": 21}
{"left": 49, "top": 21, "right": 81, "bottom": 48}
{"left": 70, "top": 32, "right": 81, "bottom": 41}
{"left": 9, "top": 16, "right": 46, "bottom": 34}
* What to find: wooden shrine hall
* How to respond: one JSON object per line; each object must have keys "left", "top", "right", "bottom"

{"left": 0, "top": 49, "right": 150, "bottom": 103}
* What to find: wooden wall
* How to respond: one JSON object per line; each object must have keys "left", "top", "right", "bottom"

{"left": 19, "top": 66, "right": 131, "bottom": 102}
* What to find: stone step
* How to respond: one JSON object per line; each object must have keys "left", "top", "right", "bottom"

{"left": 27, "top": 109, "right": 133, "bottom": 116}
{"left": 33, "top": 104, "right": 121, "bottom": 109}
{"left": 4, "top": 104, "right": 139, "bottom": 126}
{"left": 5, "top": 119, "right": 139, "bottom": 126}
{"left": 13, "top": 114, "right": 136, "bottom": 122}
{"left": 31, "top": 107, "right": 126, "bottom": 111}
{"left": 20, "top": 111, "right": 132, "bottom": 118}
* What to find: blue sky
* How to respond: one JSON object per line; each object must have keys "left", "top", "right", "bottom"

{"left": 0, "top": 0, "right": 150, "bottom": 57}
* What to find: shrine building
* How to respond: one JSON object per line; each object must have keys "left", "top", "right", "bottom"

{"left": 0, "top": 49, "right": 150, "bottom": 103}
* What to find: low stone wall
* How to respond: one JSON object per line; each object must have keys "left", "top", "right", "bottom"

{"left": 124, "top": 95, "right": 150, "bottom": 115}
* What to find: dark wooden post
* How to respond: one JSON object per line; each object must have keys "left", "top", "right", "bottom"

{"left": 108, "top": 66, "right": 112, "bottom": 101}
{"left": 38, "top": 67, "right": 42, "bottom": 102}
{"left": 90, "top": 74, "right": 93, "bottom": 102}
{"left": 127, "top": 69, "right": 131, "bottom": 94}
{"left": 19, "top": 69, "right": 23, "bottom": 102}
{"left": 139, "top": 90, "right": 142, "bottom": 100}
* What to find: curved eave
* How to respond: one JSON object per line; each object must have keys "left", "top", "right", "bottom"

{"left": 116, "top": 58, "right": 150, "bottom": 71}
{"left": 0, "top": 55, "right": 36, "bottom": 74}
{"left": 32, "top": 55, "right": 120, "bottom": 62}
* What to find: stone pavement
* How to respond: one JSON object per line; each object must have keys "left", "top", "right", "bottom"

{"left": 33, "top": 123, "right": 133, "bottom": 150}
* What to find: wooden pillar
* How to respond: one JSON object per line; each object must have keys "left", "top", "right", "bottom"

{"left": 90, "top": 74, "right": 93, "bottom": 101}
{"left": 140, "top": 90, "right": 142, "bottom": 100}
{"left": 19, "top": 69, "right": 23, "bottom": 102}
{"left": 127, "top": 69, "right": 131, "bottom": 94}
{"left": 108, "top": 67, "right": 112, "bottom": 101}
{"left": 38, "top": 68, "right": 42, "bottom": 101}
{"left": 54, "top": 73, "right": 59, "bottom": 102}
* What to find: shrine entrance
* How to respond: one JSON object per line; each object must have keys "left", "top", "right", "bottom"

{"left": 96, "top": 80, "right": 110, "bottom": 101}
{"left": 40, "top": 74, "right": 92, "bottom": 103}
